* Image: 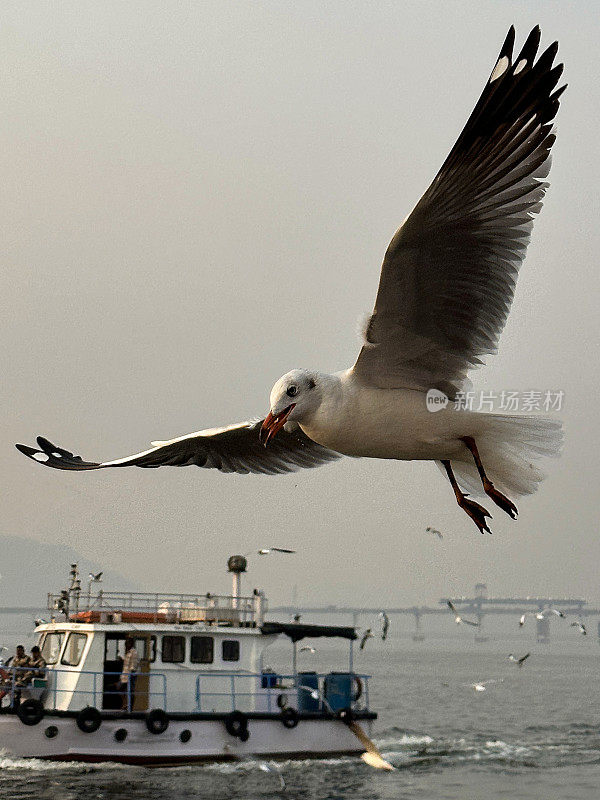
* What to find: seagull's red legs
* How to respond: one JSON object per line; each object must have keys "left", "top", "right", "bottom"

{"left": 441, "top": 459, "right": 492, "bottom": 534}
{"left": 460, "top": 436, "right": 518, "bottom": 520}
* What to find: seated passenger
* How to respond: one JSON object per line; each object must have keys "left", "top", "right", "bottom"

{"left": 2, "top": 645, "right": 29, "bottom": 679}
{"left": 0, "top": 646, "right": 30, "bottom": 704}
{"left": 18, "top": 646, "right": 47, "bottom": 686}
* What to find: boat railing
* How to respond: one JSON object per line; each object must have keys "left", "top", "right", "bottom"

{"left": 0, "top": 666, "right": 167, "bottom": 713}
{"left": 47, "top": 591, "right": 266, "bottom": 626}
{"left": 194, "top": 671, "right": 371, "bottom": 714}
{"left": 0, "top": 666, "right": 370, "bottom": 715}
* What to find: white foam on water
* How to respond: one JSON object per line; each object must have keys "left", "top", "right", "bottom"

{"left": 376, "top": 733, "right": 434, "bottom": 749}
{"left": 202, "top": 755, "right": 352, "bottom": 775}
{"left": 0, "top": 754, "right": 128, "bottom": 772}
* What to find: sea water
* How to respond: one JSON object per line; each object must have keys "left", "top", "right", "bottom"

{"left": 0, "top": 617, "right": 598, "bottom": 799}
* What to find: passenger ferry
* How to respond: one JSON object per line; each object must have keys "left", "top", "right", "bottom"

{"left": 0, "top": 556, "right": 384, "bottom": 766}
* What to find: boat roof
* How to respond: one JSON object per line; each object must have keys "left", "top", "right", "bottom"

{"left": 36, "top": 621, "right": 359, "bottom": 641}
{"left": 35, "top": 621, "right": 265, "bottom": 635}
{"left": 260, "top": 622, "right": 357, "bottom": 642}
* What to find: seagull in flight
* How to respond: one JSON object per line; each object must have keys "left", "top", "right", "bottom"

{"left": 508, "top": 652, "right": 530, "bottom": 667}
{"left": 469, "top": 679, "right": 502, "bottom": 693}
{"left": 299, "top": 646, "right": 316, "bottom": 654}
{"left": 378, "top": 611, "right": 390, "bottom": 641}
{"left": 519, "top": 608, "right": 565, "bottom": 626}
{"left": 538, "top": 608, "right": 566, "bottom": 619}
{"left": 15, "top": 28, "right": 565, "bottom": 535}
{"left": 447, "top": 600, "right": 479, "bottom": 627}
{"left": 426, "top": 526, "right": 443, "bottom": 540}
{"left": 570, "top": 622, "right": 587, "bottom": 636}
{"left": 360, "top": 629, "right": 374, "bottom": 650}
{"left": 256, "top": 547, "right": 296, "bottom": 556}
{"left": 88, "top": 571, "right": 103, "bottom": 582}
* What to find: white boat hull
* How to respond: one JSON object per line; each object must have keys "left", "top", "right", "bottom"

{"left": 0, "top": 714, "right": 371, "bottom": 764}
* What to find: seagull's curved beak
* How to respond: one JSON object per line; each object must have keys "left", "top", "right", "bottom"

{"left": 260, "top": 404, "right": 295, "bottom": 447}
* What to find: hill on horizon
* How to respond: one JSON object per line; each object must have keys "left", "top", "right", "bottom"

{"left": 0, "top": 534, "right": 140, "bottom": 607}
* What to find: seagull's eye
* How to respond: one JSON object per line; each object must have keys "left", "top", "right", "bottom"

{"left": 286, "top": 385, "right": 298, "bottom": 397}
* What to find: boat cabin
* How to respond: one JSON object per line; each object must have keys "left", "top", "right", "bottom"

{"left": 3, "top": 558, "right": 370, "bottom": 720}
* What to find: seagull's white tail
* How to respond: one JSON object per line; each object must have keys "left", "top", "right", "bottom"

{"left": 451, "top": 414, "right": 563, "bottom": 498}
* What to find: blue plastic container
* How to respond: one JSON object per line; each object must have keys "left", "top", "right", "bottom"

{"left": 261, "top": 671, "right": 278, "bottom": 689}
{"left": 323, "top": 672, "right": 354, "bottom": 712}
{"left": 297, "top": 672, "right": 320, "bottom": 712}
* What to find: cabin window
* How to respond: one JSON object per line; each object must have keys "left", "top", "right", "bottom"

{"left": 222, "top": 640, "right": 240, "bottom": 662}
{"left": 190, "top": 636, "right": 214, "bottom": 664}
{"left": 39, "top": 632, "right": 65, "bottom": 665}
{"left": 60, "top": 633, "right": 88, "bottom": 667}
{"left": 162, "top": 635, "right": 185, "bottom": 663}
{"left": 104, "top": 635, "right": 156, "bottom": 664}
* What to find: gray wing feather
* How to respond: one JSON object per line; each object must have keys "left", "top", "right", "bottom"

{"left": 15, "top": 421, "right": 342, "bottom": 476}
{"left": 354, "top": 27, "right": 565, "bottom": 395}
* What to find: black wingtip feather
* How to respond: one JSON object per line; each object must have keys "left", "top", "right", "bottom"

{"left": 516, "top": 26, "right": 541, "bottom": 65}
{"left": 499, "top": 26, "right": 516, "bottom": 60}
{"left": 550, "top": 84, "right": 567, "bottom": 104}
{"left": 15, "top": 443, "right": 36, "bottom": 457}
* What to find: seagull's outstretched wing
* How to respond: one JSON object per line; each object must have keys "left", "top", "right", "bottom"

{"left": 462, "top": 618, "right": 480, "bottom": 627}
{"left": 353, "top": 27, "right": 565, "bottom": 395}
{"left": 16, "top": 421, "right": 341, "bottom": 476}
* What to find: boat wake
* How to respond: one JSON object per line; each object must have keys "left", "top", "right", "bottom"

{"left": 373, "top": 723, "right": 600, "bottom": 771}
{"left": 1, "top": 721, "right": 598, "bottom": 778}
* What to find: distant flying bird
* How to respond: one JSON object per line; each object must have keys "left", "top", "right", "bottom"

{"left": 15, "top": 27, "right": 565, "bottom": 536}
{"left": 378, "top": 611, "right": 390, "bottom": 641}
{"left": 538, "top": 608, "right": 565, "bottom": 619}
{"left": 508, "top": 652, "right": 530, "bottom": 667}
{"left": 447, "top": 600, "right": 479, "bottom": 627}
{"left": 469, "top": 679, "right": 502, "bottom": 693}
{"left": 570, "top": 622, "right": 587, "bottom": 636}
{"left": 520, "top": 608, "right": 565, "bottom": 626}
{"left": 299, "top": 646, "right": 316, "bottom": 654}
{"left": 426, "top": 526, "right": 443, "bottom": 540}
{"left": 360, "top": 629, "right": 374, "bottom": 650}
{"left": 257, "top": 548, "right": 296, "bottom": 556}
{"left": 88, "top": 571, "right": 103, "bottom": 582}
{"left": 291, "top": 613, "right": 302, "bottom": 623}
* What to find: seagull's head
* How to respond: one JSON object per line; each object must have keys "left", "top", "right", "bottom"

{"left": 260, "top": 369, "right": 321, "bottom": 446}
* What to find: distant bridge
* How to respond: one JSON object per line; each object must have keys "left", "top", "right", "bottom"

{"left": 1, "top": 590, "right": 598, "bottom": 644}
{"left": 271, "top": 584, "right": 600, "bottom": 643}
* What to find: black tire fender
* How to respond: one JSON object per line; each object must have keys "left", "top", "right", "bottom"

{"left": 352, "top": 675, "right": 363, "bottom": 702}
{"left": 224, "top": 710, "right": 248, "bottom": 738}
{"left": 76, "top": 706, "right": 102, "bottom": 733}
{"left": 280, "top": 707, "right": 299, "bottom": 729}
{"left": 17, "top": 699, "right": 44, "bottom": 726}
{"left": 145, "top": 708, "right": 169, "bottom": 735}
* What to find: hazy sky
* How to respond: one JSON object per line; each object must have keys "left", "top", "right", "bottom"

{"left": 3, "top": 1, "right": 599, "bottom": 608}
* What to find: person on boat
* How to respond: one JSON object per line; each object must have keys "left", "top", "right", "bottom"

{"left": 0, "top": 645, "right": 30, "bottom": 705}
{"left": 119, "top": 638, "right": 139, "bottom": 711}
{"left": 18, "top": 646, "right": 47, "bottom": 686}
